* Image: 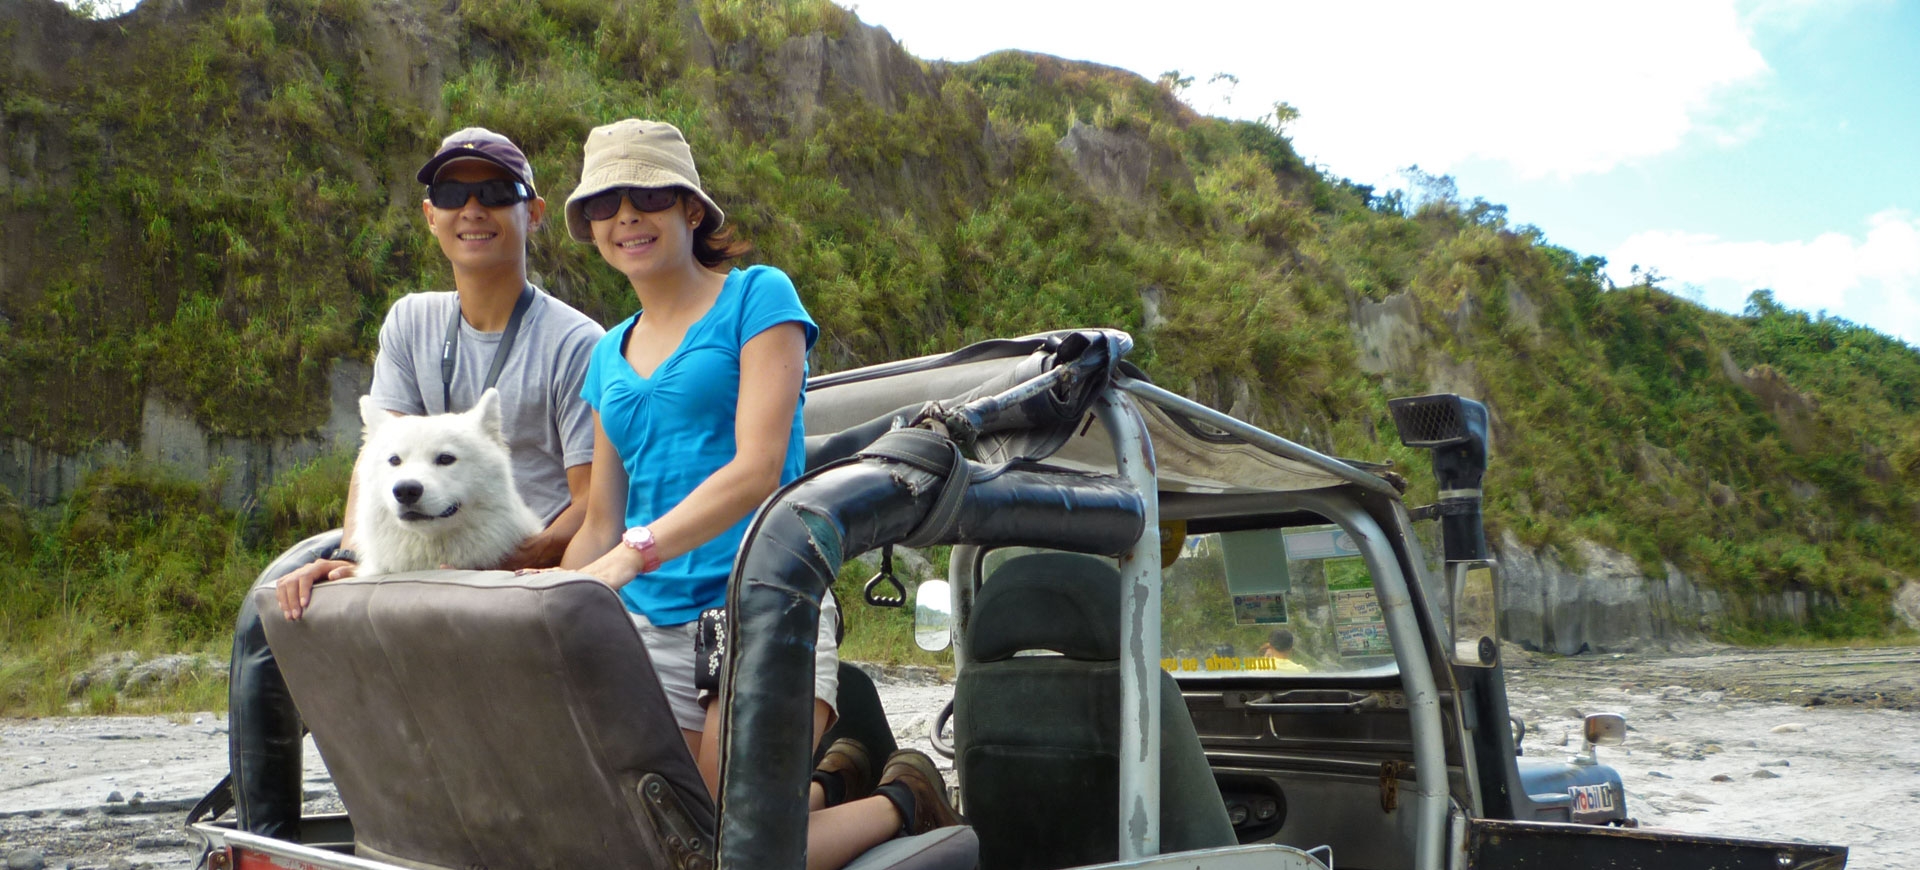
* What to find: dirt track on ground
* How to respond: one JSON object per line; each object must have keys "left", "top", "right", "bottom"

{"left": 1505, "top": 644, "right": 1920, "bottom": 710}
{"left": 1501, "top": 645, "right": 1920, "bottom": 870}
{"left": 3, "top": 649, "right": 1916, "bottom": 869}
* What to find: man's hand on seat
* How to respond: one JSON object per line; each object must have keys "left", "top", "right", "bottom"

{"left": 496, "top": 529, "right": 564, "bottom": 571}
{"left": 277, "top": 558, "right": 356, "bottom": 620}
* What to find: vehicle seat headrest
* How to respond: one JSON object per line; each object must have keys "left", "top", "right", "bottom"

{"left": 968, "top": 553, "right": 1121, "bottom": 663}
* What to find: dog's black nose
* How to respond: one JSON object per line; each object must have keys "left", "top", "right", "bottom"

{"left": 393, "top": 480, "right": 423, "bottom": 505}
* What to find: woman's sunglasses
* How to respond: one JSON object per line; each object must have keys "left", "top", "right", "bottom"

{"left": 427, "top": 179, "right": 533, "bottom": 209}
{"left": 581, "top": 187, "right": 682, "bottom": 222}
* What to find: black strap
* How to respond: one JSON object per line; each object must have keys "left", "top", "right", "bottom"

{"left": 441, "top": 285, "right": 535, "bottom": 413}
{"left": 185, "top": 773, "right": 235, "bottom": 824}
{"left": 857, "top": 427, "right": 971, "bottom": 548}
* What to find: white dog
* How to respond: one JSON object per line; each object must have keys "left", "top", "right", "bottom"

{"left": 353, "top": 389, "right": 540, "bottom": 576}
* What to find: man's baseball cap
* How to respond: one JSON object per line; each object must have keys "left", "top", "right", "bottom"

{"left": 415, "top": 127, "right": 538, "bottom": 196}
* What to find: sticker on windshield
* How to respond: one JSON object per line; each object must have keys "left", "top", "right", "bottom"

{"left": 1334, "top": 621, "right": 1391, "bottom": 656}
{"left": 1231, "top": 593, "right": 1288, "bottom": 625}
{"left": 1282, "top": 526, "right": 1361, "bottom": 561}
{"left": 1329, "top": 559, "right": 1391, "bottom": 656}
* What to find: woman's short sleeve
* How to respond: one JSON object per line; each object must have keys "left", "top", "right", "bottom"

{"left": 735, "top": 265, "right": 818, "bottom": 352}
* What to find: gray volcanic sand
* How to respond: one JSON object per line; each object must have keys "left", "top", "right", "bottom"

{"left": 4, "top": 652, "right": 1916, "bottom": 869}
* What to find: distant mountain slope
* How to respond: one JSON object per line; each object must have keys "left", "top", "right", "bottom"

{"left": 3, "top": 0, "right": 1915, "bottom": 633}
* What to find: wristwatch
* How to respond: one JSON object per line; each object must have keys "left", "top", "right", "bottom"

{"left": 620, "top": 525, "right": 662, "bottom": 574}
{"left": 323, "top": 546, "right": 359, "bottom": 564}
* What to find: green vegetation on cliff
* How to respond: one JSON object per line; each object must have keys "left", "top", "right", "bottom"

{"left": 2, "top": 0, "right": 1916, "bottom": 710}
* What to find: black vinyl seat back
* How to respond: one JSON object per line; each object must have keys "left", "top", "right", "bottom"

{"left": 953, "top": 554, "right": 1235, "bottom": 870}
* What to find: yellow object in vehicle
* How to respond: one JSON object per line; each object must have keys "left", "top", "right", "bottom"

{"left": 1160, "top": 519, "right": 1187, "bottom": 569}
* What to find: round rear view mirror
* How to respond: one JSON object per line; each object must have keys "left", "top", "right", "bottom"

{"left": 914, "top": 579, "right": 953, "bottom": 652}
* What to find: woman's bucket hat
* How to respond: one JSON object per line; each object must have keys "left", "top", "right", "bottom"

{"left": 565, "top": 119, "right": 724, "bottom": 243}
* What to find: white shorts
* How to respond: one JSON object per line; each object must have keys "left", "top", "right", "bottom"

{"left": 629, "top": 592, "right": 841, "bottom": 732}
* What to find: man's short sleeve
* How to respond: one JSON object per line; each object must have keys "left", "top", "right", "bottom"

{"left": 579, "top": 319, "right": 624, "bottom": 415}
{"left": 369, "top": 295, "right": 432, "bottom": 416}
{"left": 736, "top": 266, "right": 818, "bottom": 352}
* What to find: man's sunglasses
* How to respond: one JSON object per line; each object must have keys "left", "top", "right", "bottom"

{"left": 580, "top": 187, "right": 682, "bottom": 222}
{"left": 427, "top": 179, "right": 533, "bottom": 209}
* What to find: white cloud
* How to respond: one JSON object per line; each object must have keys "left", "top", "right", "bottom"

{"left": 1607, "top": 209, "right": 1920, "bottom": 345}
{"left": 844, "top": 0, "right": 1776, "bottom": 185}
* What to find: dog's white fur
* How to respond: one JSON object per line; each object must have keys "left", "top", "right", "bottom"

{"left": 353, "top": 389, "right": 541, "bottom": 575}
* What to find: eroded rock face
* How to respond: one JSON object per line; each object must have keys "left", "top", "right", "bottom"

{"left": 1353, "top": 292, "right": 1421, "bottom": 376}
{"left": 1492, "top": 529, "right": 1827, "bottom": 654}
{"left": 1894, "top": 577, "right": 1920, "bottom": 632}
{"left": 0, "top": 359, "right": 370, "bottom": 509}
{"left": 1056, "top": 121, "right": 1151, "bottom": 201}
{"left": 752, "top": 18, "right": 935, "bottom": 135}
{"left": 1054, "top": 120, "right": 1195, "bottom": 206}
{"left": 1496, "top": 530, "right": 1659, "bottom": 655}
{"left": 1719, "top": 350, "right": 1826, "bottom": 453}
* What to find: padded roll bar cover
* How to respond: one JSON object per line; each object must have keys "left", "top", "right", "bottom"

{"left": 257, "top": 571, "right": 715, "bottom": 870}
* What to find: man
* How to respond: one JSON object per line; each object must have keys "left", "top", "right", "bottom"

{"left": 227, "top": 128, "right": 604, "bottom": 838}
{"left": 1256, "top": 628, "right": 1311, "bottom": 674}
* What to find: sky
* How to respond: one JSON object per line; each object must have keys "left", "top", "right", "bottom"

{"left": 842, "top": 0, "right": 1920, "bottom": 347}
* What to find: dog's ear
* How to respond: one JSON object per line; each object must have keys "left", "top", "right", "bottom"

{"left": 359, "top": 396, "right": 389, "bottom": 437}
{"left": 472, "top": 388, "right": 507, "bottom": 443}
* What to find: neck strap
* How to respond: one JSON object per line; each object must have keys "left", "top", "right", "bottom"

{"left": 441, "top": 285, "right": 535, "bottom": 413}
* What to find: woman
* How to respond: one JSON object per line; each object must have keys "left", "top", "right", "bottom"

{"left": 557, "top": 119, "right": 960, "bottom": 869}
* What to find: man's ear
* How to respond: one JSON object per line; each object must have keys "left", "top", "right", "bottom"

{"left": 526, "top": 196, "right": 548, "bottom": 234}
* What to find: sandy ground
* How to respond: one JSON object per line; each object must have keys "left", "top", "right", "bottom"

{"left": 3, "top": 650, "right": 1916, "bottom": 869}
{"left": 1500, "top": 645, "right": 1920, "bottom": 869}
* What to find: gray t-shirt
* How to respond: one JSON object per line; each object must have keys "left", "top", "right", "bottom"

{"left": 368, "top": 287, "right": 604, "bottom": 524}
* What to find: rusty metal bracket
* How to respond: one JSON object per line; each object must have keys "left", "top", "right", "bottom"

{"left": 1379, "top": 759, "right": 1411, "bottom": 812}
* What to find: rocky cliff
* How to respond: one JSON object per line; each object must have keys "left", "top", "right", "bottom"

{"left": 4, "top": 0, "right": 1917, "bottom": 643}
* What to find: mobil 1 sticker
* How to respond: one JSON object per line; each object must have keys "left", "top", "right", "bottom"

{"left": 1569, "top": 783, "right": 1617, "bottom": 817}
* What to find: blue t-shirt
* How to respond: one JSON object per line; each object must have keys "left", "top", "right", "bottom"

{"left": 581, "top": 265, "right": 819, "bottom": 625}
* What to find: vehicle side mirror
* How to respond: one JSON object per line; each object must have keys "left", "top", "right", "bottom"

{"left": 1446, "top": 561, "right": 1499, "bottom": 667}
{"left": 914, "top": 579, "right": 953, "bottom": 652}
{"left": 1584, "top": 713, "right": 1626, "bottom": 747}
{"left": 1575, "top": 711, "right": 1627, "bottom": 766}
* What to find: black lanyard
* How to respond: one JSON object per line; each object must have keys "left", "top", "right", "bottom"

{"left": 441, "top": 285, "right": 534, "bottom": 413}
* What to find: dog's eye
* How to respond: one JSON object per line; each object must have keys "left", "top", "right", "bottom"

{"left": 435, "top": 453, "right": 457, "bottom": 466}
{"left": 387, "top": 455, "right": 401, "bottom": 466}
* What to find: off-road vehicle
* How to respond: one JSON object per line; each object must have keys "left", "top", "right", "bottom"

{"left": 191, "top": 329, "right": 1847, "bottom": 870}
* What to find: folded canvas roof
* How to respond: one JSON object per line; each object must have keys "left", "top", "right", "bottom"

{"left": 804, "top": 331, "right": 1389, "bottom": 496}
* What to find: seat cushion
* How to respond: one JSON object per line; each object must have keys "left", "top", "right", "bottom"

{"left": 842, "top": 826, "right": 979, "bottom": 870}
{"left": 259, "top": 570, "right": 714, "bottom": 870}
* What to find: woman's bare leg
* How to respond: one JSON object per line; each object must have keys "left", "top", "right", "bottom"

{"left": 806, "top": 796, "right": 902, "bottom": 870}
{"left": 808, "top": 698, "right": 833, "bottom": 809}
{"left": 699, "top": 697, "right": 831, "bottom": 804}
{"left": 694, "top": 704, "right": 723, "bottom": 799}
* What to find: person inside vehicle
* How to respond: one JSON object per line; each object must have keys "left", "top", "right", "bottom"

{"left": 1257, "top": 628, "right": 1311, "bottom": 673}
{"left": 231, "top": 127, "right": 605, "bottom": 839}
{"left": 554, "top": 119, "right": 961, "bottom": 870}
